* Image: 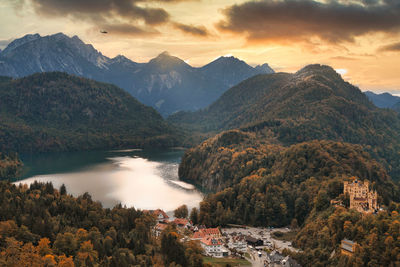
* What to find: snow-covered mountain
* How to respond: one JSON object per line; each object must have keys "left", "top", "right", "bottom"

{"left": 0, "top": 33, "right": 274, "bottom": 115}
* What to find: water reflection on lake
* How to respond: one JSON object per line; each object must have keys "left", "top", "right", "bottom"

{"left": 15, "top": 149, "right": 203, "bottom": 212}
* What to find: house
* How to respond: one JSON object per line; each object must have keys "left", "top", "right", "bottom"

{"left": 200, "top": 236, "right": 223, "bottom": 257}
{"left": 341, "top": 239, "right": 356, "bottom": 256}
{"left": 191, "top": 224, "right": 207, "bottom": 232}
{"left": 245, "top": 235, "right": 263, "bottom": 247}
{"left": 145, "top": 209, "right": 170, "bottom": 222}
{"left": 229, "top": 235, "right": 247, "bottom": 252}
{"left": 192, "top": 228, "right": 222, "bottom": 240}
{"left": 344, "top": 177, "right": 379, "bottom": 213}
{"left": 266, "top": 252, "right": 301, "bottom": 267}
{"left": 173, "top": 218, "right": 192, "bottom": 229}
{"left": 266, "top": 251, "right": 284, "bottom": 266}
{"left": 153, "top": 222, "right": 168, "bottom": 237}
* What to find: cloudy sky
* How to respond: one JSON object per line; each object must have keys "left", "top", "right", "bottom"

{"left": 1, "top": 0, "right": 400, "bottom": 92}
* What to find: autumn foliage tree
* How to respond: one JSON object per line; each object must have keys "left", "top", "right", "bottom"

{"left": 0, "top": 181, "right": 204, "bottom": 266}
{"left": 174, "top": 204, "right": 188, "bottom": 219}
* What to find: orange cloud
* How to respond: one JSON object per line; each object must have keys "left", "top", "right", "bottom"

{"left": 172, "top": 22, "right": 209, "bottom": 36}
{"left": 379, "top": 42, "right": 400, "bottom": 52}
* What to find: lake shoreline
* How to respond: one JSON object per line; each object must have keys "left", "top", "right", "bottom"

{"left": 15, "top": 149, "right": 203, "bottom": 212}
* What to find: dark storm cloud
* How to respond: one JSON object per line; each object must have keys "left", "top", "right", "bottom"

{"left": 12, "top": 0, "right": 201, "bottom": 37}
{"left": 172, "top": 22, "right": 209, "bottom": 36}
{"left": 217, "top": 0, "right": 400, "bottom": 44}
{"left": 28, "top": 0, "right": 171, "bottom": 25}
{"left": 379, "top": 42, "right": 400, "bottom": 52}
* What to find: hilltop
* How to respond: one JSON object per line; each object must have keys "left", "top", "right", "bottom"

{"left": 0, "top": 72, "right": 179, "bottom": 152}
{"left": 172, "top": 64, "right": 400, "bottom": 179}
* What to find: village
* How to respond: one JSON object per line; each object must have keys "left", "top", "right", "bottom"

{"left": 147, "top": 177, "right": 381, "bottom": 266}
{"left": 148, "top": 207, "right": 301, "bottom": 267}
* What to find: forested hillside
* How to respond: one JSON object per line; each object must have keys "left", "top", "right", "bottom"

{"left": 173, "top": 64, "right": 400, "bottom": 180}
{"left": 0, "top": 181, "right": 204, "bottom": 266}
{"left": 181, "top": 131, "right": 400, "bottom": 266}
{"left": 170, "top": 65, "right": 397, "bottom": 142}
{"left": 292, "top": 206, "right": 400, "bottom": 266}
{"left": 182, "top": 132, "right": 398, "bottom": 226}
{"left": 0, "top": 72, "right": 179, "bottom": 152}
{"left": 0, "top": 152, "right": 22, "bottom": 179}
{"left": 175, "top": 64, "right": 400, "bottom": 266}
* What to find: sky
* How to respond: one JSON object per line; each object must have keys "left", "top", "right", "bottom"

{"left": 0, "top": 0, "right": 400, "bottom": 93}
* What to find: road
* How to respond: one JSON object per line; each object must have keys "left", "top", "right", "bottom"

{"left": 246, "top": 248, "right": 266, "bottom": 267}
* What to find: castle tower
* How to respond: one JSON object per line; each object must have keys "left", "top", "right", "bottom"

{"left": 344, "top": 177, "right": 379, "bottom": 213}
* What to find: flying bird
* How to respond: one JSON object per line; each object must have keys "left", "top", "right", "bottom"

{"left": 100, "top": 30, "right": 108, "bottom": 34}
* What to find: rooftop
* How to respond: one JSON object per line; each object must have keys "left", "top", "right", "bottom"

{"left": 173, "top": 218, "right": 189, "bottom": 226}
{"left": 200, "top": 236, "right": 222, "bottom": 246}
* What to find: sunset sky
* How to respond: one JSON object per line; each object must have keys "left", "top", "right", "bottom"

{"left": 1, "top": 0, "right": 400, "bottom": 93}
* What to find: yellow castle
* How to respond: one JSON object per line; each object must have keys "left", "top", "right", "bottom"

{"left": 343, "top": 177, "right": 379, "bottom": 213}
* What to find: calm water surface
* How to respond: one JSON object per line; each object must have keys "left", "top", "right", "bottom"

{"left": 15, "top": 149, "right": 203, "bottom": 212}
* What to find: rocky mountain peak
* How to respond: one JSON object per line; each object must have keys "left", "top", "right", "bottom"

{"left": 2, "top": 33, "right": 41, "bottom": 56}
{"left": 148, "top": 51, "right": 190, "bottom": 71}
{"left": 208, "top": 55, "right": 246, "bottom": 66}
{"left": 255, "top": 63, "right": 274, "bottom": 74}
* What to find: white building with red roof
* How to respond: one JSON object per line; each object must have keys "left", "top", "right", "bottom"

{"left": 145, "top": 209, "right": 169, "bottom": 222}
{"left": 192, "top": 228, "right": 222, "bottom": 240}
{"left": 200, "top": 236, "right": 223, "bottom": 257}
{"left": 173, "top": 218, "right": 192, "bottom": 229}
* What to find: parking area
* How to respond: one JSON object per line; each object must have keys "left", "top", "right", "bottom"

{"left": 221, "top": 226, "right": 298, "bottom": 253}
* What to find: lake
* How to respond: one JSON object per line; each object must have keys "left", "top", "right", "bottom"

{"left": 14, "top": 149, "right": 203, "bottom": 212}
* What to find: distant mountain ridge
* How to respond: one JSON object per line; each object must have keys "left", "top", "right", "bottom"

{"left": 0, "top": 33, "right": 274, "bottom": 115}
{"left": 365, "top": 91, "right": 400, "bottom": 109}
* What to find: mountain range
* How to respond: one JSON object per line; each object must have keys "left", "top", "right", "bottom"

{"left": 0, "top": 33, "right": 274, "bottom": 115}
{"left": 0, "top": 72, "right": 178, "bottom": 153}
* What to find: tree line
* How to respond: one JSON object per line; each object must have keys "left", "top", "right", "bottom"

{"left": 0, "top": 180, "right": 205, "bottom": 266}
